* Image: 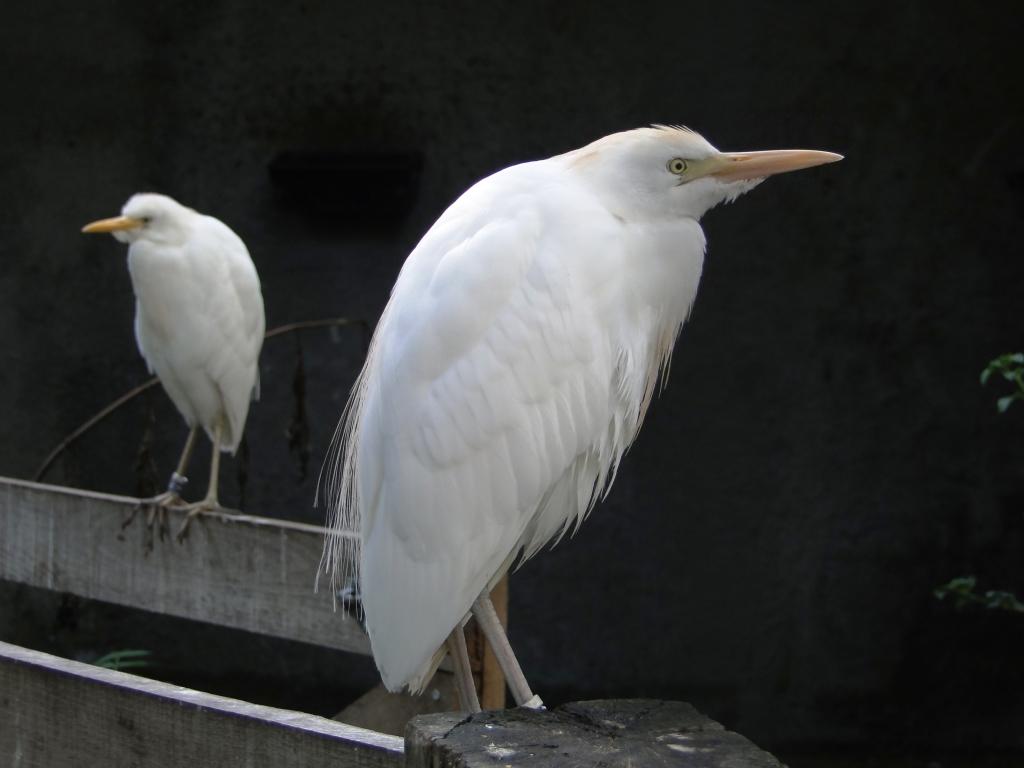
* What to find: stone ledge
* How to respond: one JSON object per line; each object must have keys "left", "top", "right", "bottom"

{"left": 405, "top": 699, "right": 784, "bottom": 767}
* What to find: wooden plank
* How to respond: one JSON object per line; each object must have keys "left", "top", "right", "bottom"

{"left": 0, "top": 640, "right": 403, "bottom": 767}
{"left": 0, "top": 476, "right": 369, "bottom": 656}
{"left": 405, "top": 699, "right": 785, "bottom": 767}
{"left": 479, "top": 575, "right": 508, "bottom": 710}
{"left": 334, "top": 674, "right": 460, "bottom": 737}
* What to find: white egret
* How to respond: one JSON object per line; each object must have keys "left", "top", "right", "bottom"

{"left": 83, "top": 193, "right": 265, "bottom": 538}
{"left": 322, "top": 126, "right": 841, "bottom": 711}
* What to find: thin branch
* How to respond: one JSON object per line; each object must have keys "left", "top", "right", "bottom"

{"left": 264, "top": 317, "right": 367, "bottom": 341}
{"left": 33, "top": 380, "right": 161, "bottom": 483}
{"left": 32, "top": 317, "right": 368, "bottom": 483}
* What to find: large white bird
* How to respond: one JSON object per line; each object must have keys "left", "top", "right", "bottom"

{"left": 322, "top": 126, "right": 840, "bottom": 711}
{"left": 83, "top": 193, "right": 265, "bottom": 537}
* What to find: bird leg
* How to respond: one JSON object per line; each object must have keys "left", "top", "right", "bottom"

{"left": 176, "top": 421, "right": 224, "bottom": 542}
{"left": 471, "top": 593, "right": 544, "bottom": 709}
{"left": 154, "top": 425, "right": 199, "bottom": 505}
{"left": 445, "top": 625, "right": 481, "bottom": 713}
{"left": 141, "top": 425, "right": 198, "bottom": 542}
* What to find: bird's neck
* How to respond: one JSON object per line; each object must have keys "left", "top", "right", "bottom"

{"left": 608, "top": 218, "right": 707, "bottom": 433}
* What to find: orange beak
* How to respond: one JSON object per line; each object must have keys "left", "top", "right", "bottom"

{"left": 81, "top": 216, "right": 144, "bottom": 234}
{"left": 709, "top": 149, "right": 843, "bottom": 181}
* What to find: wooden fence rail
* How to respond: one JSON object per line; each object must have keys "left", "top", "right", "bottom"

{"left": 0, "top": 476, "right": 369, "bottom": 656}
{"left": 1, "top": 476, "right": 782, "bottom": 766}
{"left": 0, "top": 640, "right": 403, "bottom": 767}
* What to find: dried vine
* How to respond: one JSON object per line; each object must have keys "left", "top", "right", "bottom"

{"left": 33, "top": 317, "right": 369, "bottom": 483}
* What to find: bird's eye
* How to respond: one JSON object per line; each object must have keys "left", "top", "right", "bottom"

{"left": 668, "top": 158, "right": 688, "bottom": 175}
{"left": 141, "top": 217, "right": 152, "bottom": 224}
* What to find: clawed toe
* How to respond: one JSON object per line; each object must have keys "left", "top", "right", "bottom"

{"left": 150, "top": 490, "right": 186, "bottom": 508}
{"left": 134, "top": 492, "right": 186, "bottom": 549}
{"left": 175, "top": 500, "right": 222, "bottom": 543}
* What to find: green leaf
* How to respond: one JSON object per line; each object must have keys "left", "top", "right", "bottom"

{"left": 944, "top": 575, "right": 976, "bottom": 592}
{"left": 108, "top": 651, "right": 149, "bottom": 660}
{"left": 983, "top": 590, "right": 1024, "bottom": 613}
{"left": 935, "top": 576, "right": 983, "bottom": 610}
{"left": 935, "top": 577, "right": 1024, "bottom": 614}
{"left": 107, "top": 660, "right": 151, "bottom": 670}
{"left": 997, "top": 395, "right": 1016, "bottom": 413}
{"left": 93, "top": 649, "right": 152, "bottom": 671}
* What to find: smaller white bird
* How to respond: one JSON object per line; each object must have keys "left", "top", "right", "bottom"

{"left": 83, "top": 193, "right": 265, "bottom": 537}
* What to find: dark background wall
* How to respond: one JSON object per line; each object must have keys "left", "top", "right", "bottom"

{"left": 2, "top": 1, "right": 1023, "bottom": 764}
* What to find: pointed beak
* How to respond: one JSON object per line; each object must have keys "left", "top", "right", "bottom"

{"left": 709, "top": 149, "right": 843, "bottom": 182}
{"left": 81, "top": 215, "right": 144, "bottom": 234}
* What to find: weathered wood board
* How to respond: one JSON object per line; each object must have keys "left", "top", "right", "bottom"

{"left": 0, "top": 476, "right": 369, "bottom": 656}
{"left": 0, "top": 640, "right": 403, "bottom": 767}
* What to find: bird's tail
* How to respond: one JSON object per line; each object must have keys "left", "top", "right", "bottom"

{"left": 315, "top": 344, "right": 379, "bottom": 611}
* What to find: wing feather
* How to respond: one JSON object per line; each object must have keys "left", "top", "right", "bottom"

{"left": 185, "top": 216, "right": 264, "bottom": 451}
{"left": 322, "top": 167, "right": 624, "bottom": 690}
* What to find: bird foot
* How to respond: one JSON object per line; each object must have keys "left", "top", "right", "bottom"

{"left": 134, "top": 491, "right": 187, "bottom": 550}
{"left": 175, "top": 498, "right": 223, "bottom": 543}
{"left": 519, "top": 694, "right": 545, "bottom": 710}
{"left": 149, "top": 490, "right": 187, "bottom": 508}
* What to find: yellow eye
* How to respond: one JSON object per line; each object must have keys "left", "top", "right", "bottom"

{"left": 668, "top": 158, "right": 688, "bottom": 175}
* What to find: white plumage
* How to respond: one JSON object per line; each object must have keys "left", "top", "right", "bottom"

{"left": 323, "top": 126, "right": 840, "bottom": 700}
{"left": 84, "top": 193, "right": 264, "bottom": 517}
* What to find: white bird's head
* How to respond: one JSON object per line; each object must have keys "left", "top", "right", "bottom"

{"left": 567, "top": 125, "right": 841, "bottom": 221}
{"left": 82, "top": 192, "right": 194, "bottom": 245}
